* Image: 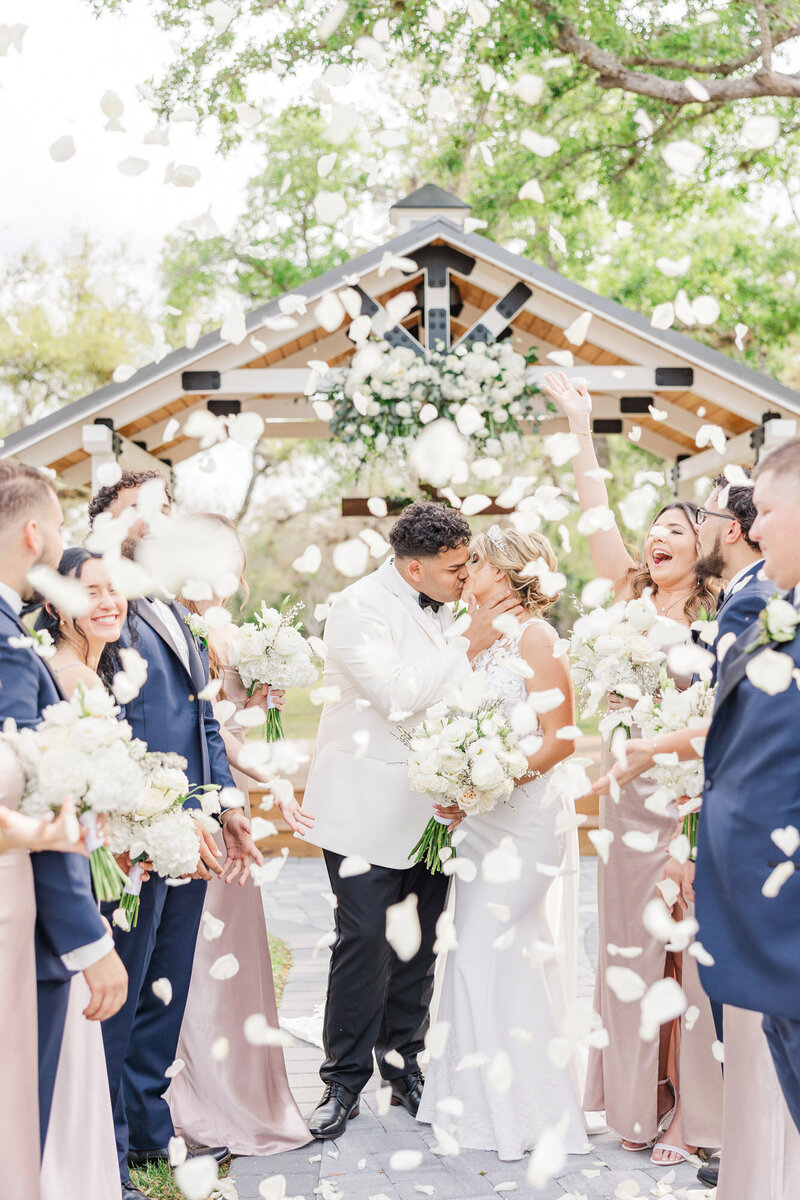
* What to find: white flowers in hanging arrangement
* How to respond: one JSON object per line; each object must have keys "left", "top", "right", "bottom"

{"left": 319, "top": 338, "right": 545, "bottom": 464}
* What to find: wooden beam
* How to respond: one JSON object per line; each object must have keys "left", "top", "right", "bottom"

{"left": 676, "top": 430, "right": 755, "bottom": 482}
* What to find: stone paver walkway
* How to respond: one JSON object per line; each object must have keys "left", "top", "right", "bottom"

{"left": 233, "top": 859, "right": 713, "bottom": 1200}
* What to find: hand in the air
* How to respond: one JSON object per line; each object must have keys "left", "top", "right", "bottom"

{"left": 591, "top": 738, "right": 657, "bottom": 794}
{"left": 219, "top": 809, "right": 264, "bottom": 885}
{"left": 541, "top": 371, "right": 592, "bottom": 425}
{"left": 186, "top": 819, "right": 224, "bottom": 881}
{"left": 279, "top": 794, "right": 315, "bottom": 837}
{"left": 661, "top": 855, "right": 696, "bottom": 912}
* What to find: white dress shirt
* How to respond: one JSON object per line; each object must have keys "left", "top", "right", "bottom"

{"left": 0, "top": 579, "right": 114, "bottom": 970}
{"left": 392, "top": 561, "right": 450, "bottom": 634}
{"left": 726, "top": 559, "right": 764, "bottom": 598}
{"left": 149, "top": 597, "right": 191, "bottom": 672}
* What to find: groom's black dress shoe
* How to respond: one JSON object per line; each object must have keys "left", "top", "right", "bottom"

{"left": 390, "top": 1070, "right": 425, "bottom": 1116}
{"left": 697, "top": 1162, "right": 719, "bottom": 1187}
{"left": 307, "top": 1081, "right": 361, "bottom": 1139}
{"left": 122, "top": 1183, "right": 151, "bottom": 1199}
{"left": 128, "top": 1143, "right": 230, "bottom": 1167}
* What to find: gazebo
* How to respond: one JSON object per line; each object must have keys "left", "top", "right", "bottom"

{"left": 4, "top": 184, "right": 799, "bottom": 496}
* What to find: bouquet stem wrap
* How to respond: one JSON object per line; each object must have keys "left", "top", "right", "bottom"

{"left": 81, "top": 811, "right": 129, "bottom": 903}
{"left": 118, "top": 859, "right": 145, "bottom": 929}
{"left": 409, "top": 813, "right": 454, "bottom": 875}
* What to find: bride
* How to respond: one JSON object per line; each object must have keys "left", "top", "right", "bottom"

{"left": 416, "top": 524, "right": 589, "bottom": 1162}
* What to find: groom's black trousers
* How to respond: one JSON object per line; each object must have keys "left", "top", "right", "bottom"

{"left": 321, "top": 849, "right": 449, "bottom": 1094}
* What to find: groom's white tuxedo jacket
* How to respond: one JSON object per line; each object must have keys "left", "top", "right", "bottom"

{"left": 302, "top": 558, "right": 472, "bottom": 870}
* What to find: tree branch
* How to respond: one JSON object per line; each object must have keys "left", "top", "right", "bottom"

{"left": 620, "top": 23, "right": 800, "bottom": 75}
{"left": 529, "top": 0, "right": 800, "bottom": 103}
{"left": 755, "top": 1, "right": 774, "bottom": 71}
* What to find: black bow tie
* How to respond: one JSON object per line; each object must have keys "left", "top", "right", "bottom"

{"left": 418, "top": 592, "right": 442, "bottom": 614}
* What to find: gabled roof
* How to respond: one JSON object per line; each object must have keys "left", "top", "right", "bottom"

{"left": 3, "top": 212, "right": 798, "bottom": 487}
{"left": 392, "top": 184, "right": 470, "bottom": 209}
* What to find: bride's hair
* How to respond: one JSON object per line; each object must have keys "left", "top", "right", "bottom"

{"left": 470, "top": 526, "right": 560, "bottom": 615}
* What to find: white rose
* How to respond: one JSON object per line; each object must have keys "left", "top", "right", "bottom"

{"left": 765, "top": 597, "right": 800, "bottom": 642}
{"left": 624, "top": 595, "right": 659, "bottom": 632}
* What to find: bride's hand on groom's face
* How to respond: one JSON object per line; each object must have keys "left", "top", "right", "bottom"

{"left": 464, "top": 591, "right": 525, "bottom": 660}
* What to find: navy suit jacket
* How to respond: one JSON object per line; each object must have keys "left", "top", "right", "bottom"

{"left": 695, "top": 589, "right": 800, "bottom": 1019}
{"left": 121, "top": 600, "right": 234, "bottom": 797}
{"left": 706, "top": 560, "right": 774, "bottom": 684}
{"left": 0, "top": 597, "right": 107, "bottom": 982}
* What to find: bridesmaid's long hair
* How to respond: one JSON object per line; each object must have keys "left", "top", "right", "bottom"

{"left": 624, "top": 501, "right": 718, "bottom": 623}
{"left": 34, "top": 547, "right": 124, "bottom": 689}
{"left": 178, "top": 513, "right": 249, "bottom": 695}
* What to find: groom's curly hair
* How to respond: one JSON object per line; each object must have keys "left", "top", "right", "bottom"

{"left": 389, "top": 501, "right": 471, "bottom": 560}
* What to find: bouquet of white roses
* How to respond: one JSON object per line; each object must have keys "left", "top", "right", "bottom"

{"left": 228, "top": 601, "right": 318, "bottom": 741}
{"left": 401, "top": 695, "right": 529, "bottom": 873}
{"left": 3, "top": 683, "right": 146, "bottom": 901}
{"left": 107, "top": 749, "right": 220, "bottom": 928}
{"left": 633, "top": 677, "right": 716, "bottom": 853}
{"left": 570, "top": 595, "right": 668, "bottom": 736}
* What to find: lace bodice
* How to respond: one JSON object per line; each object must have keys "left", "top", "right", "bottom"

{"left": 472, "top": 617, "right": 545, "bottom": 719}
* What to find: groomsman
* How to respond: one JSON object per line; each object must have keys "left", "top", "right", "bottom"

{"left": 302, "top": 502, "right": 522, "bottom": 1140}
{"left": 0, "top": 462, "right": 128, "bottom": 1151}
{"left": 695, "top": 438, "right": 800, "bottom": 1135}
{"left": 88, "top": 470, "right": 261, "bottom": 1198}
{"left": 693, "top": 470, "right": 774, "bottom": 679}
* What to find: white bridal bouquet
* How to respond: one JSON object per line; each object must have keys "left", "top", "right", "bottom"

{"left": 570, "top": 595, "right": 668, "bottom": 733}
{"left": 3, "top": 683, "right": 147, "bottom": 902}
{"left": 633, "top": 677, "right": 716, "bottom": 852}
{"left": 402, "top": 695, "right": 529, "bottom": 873}
{"left": 107, "top": 750, "right": 220, "bottom": 928}
{"left": 228, "top": 601, "right": 318, "bottom": 740}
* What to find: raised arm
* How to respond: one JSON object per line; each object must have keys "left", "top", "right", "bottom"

{"left": 541, "top": 371, "right": 637, "bottom": 589}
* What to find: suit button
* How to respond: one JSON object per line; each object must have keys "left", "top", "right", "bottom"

{"left": 705, "top": 777, "right": 713, "bottom": 789}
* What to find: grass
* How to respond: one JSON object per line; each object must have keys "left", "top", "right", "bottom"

{"left": 269, "top": 931, "right": 291, "bottom": 1005}
{"left": 129, "top": 935, "right": 291, "bottom": 1199}
{"left": 131, "top": 1157, "right": 230, "bottom": 1199}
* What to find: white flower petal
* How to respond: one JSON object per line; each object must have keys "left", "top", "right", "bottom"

{"left": 385, "top": 893, "right": 422, "bottom": 962}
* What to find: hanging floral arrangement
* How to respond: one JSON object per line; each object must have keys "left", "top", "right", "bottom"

{"left": 316, "top": 338, "right": 544, "bottom": 464}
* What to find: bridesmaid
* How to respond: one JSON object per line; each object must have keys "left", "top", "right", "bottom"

{"left": 0, "top": 758, "right": 86, "bottom": 1200}
{"left": 716, "top": 1006, "right": 800, "bottom": 1200}
{"left": 168, "top": 513, "right": 312, "bottom": 1155}
{"left": 33, "top": 548, "right": 132, "bottom": 1198}
{"left": 542, "top": 372, "right": 722, "bottom": 1165}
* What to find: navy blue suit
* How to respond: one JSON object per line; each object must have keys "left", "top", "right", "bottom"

{"left": 0, "top": 596, "right": 108, "bottom": 1150}
{"left": 706, "top": 560, "right": 773, "bottom": 685}
{"left": 101, "top": 600, "right": 234, "bottom": 1179}
{"left": 695, "top": 588, "right": 800, "bottom": 1131}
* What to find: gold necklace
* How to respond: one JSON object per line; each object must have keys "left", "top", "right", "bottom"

{"left": 656, "top": 593, "right": 690, "bottom": 618}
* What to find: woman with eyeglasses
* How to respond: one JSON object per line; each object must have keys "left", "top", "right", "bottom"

{"left": 542, "top": 372, "right": 722, "bottom": 1167}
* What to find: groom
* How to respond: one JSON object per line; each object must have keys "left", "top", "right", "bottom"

{"left": 695, "top": 438, "right": 800, "bottom": 1135}
{"left": 303, "top": 501, "right": 521, "bottom": 1139}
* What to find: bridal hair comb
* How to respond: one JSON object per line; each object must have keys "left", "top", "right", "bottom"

{"left": 486, "top": 524, "right": 507, "bottom": 550}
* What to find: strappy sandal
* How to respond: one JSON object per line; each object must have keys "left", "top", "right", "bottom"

{"left": 651, "top": 1142, "right": 695, "bottom": 1166}
{"left": 656, "top": 1076, "right": 677, "bottom": 1132}
{"left": 621, "top": 1139, "right": 655, "bottom": 1152}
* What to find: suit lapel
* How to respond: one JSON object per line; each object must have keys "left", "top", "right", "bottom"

{"left": 0, "top": 597, "right": 66, "bottom": 701}
{"left": 170, "top": 602, "right": 207, "bottom": 692}
{"left": 134, "top": 599, "right": 199, "bottom": 688}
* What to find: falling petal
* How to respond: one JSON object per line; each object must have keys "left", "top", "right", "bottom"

{"left": 118, "top": 156, "right": 149, "bottom": 176}
{"left": 742, "top": 114, "right": 780, "bottom": 149}
{"left": 209, "top": 953, "right": 240, "bottom": 980}
{"left": 174, "top": 1156, "right": 219, "bottom": 1199}
{"left": 152, "top": 977, "right": 172, "bottom": 1006}
{"left": 50, "top": 136, "right": 76, "bottom": 162}
{"left": 385, "top": 893, "right": 422, "bottom": 961}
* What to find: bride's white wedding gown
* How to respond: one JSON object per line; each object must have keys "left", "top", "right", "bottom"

{"left": 416, "top": 619, "right": 589, "bottom": 1161}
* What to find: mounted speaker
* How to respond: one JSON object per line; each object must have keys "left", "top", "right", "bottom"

{"left": 182, "top": 371, "right": 221, "bottom": 391}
